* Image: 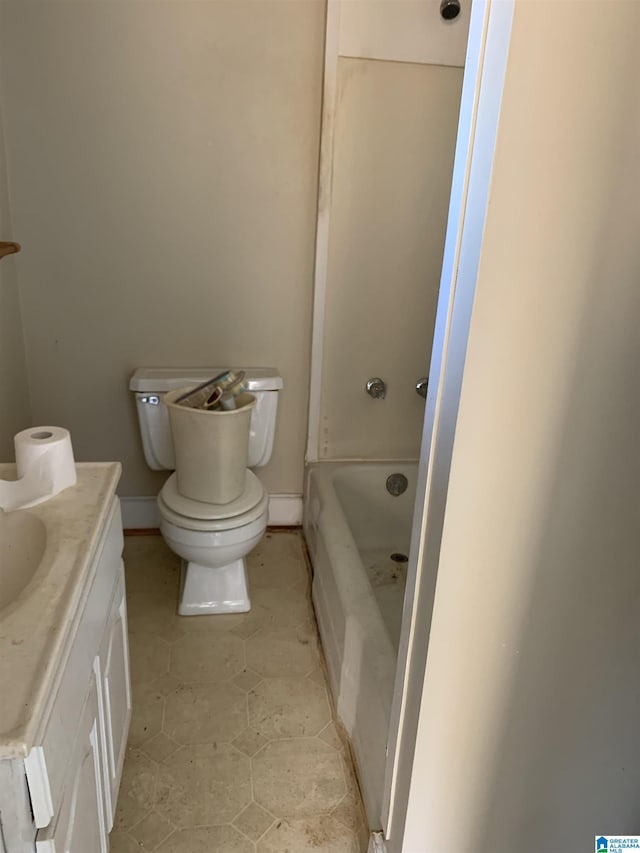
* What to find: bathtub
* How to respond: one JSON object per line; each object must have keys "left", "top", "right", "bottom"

{"left": 303, "top": 462, "right": 417, "bottom": 828}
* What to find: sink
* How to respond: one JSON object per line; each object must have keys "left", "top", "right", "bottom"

{"left": 0, "top": 511, "right": 47, "bottom": 611}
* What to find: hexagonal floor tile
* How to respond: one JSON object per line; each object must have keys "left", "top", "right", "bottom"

{"left": 233, "top": 800, "right": 275, "bottom": 842}
{"left": 318, "top": 721, "right": 347, "bottom": 752}
{"left": 157, "top": 825, "right": 254, "bottom": 853}
{"left": 232, "top": 726, "right": 270, "bottom": 757}
{"left": 123, "top": 538, "right": 180, "bottom": 595}
{"left": 129, "top": 809, "right": 174, "bottom": 850}
{"left": 128, "top": 680, "right": 166, "bottom": 748}
{"left": 112, "top": 749, "right": 158, "bottom": 832}
{"left": 169, "top": 632, "right": 245, "bottom": 683}
{"left": 256, "top": 814, "right": 363, "bottom": 852}
{"left": 164, "top": 682, "right": 247, "bottom": 744}
{"left": 252, "top": 739, "right": 346, "bottom": 817}
{"left": 142, "top": 732, "right": 180, "bottom": 763}
{"left": 108, "top": 832, "right": 141, "bottom": 853}
{"left": 128, "top": 632, "right": 171, "bottom": 685}
{"left": 155, "top": 743, "right": 251, "bottom": 827}
{"left": 118, "top": 531, "right": 369, "bottom": 853}
{"left": 246, "top": 626, "right": 319, "bottom": 678}
{"left": 247, "top": 532, "right": 309, "bottom": 590}
{"left": 248, "top": 676, "right": 331, "bottom": 738}
{"left": 233, "top": 668, "right": 263, "bottom": 692}
{"left": 126, "top": 590, "right": 178, "bottom": 639}
{"left": 331, "top": 792, "right": 368, "bottom": 834}
{"left": 250, "top": 585, "right": 314, "bottom": 629}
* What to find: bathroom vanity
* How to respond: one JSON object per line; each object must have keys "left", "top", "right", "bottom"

{"left": 0, "top": 463, "right": 130, "bottom": 852}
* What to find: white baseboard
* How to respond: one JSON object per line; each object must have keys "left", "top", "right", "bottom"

{"left": 120, "top": 496, "right": 160, "bottom": 530}
{"left": 268, "top": 494, "right": 304, "bottom": 526}
{"left": 368, "top": 832, "right": 387, "bottom": 853}
{"left": 120, "top": 494, "right": 303, "bottom": 530}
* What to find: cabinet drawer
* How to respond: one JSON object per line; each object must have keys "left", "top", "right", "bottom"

{"left": 26, "top": 498, "right": 123, "bottom": 829}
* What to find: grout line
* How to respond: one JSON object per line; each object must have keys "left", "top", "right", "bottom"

{"left": 255, "top": 819, "right": 277, "bottom": 845}
{"left": 231, "top": 821, "right": 259, "bottom": 848}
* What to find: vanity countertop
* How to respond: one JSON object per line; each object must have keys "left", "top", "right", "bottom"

{"left": 0, "top": 462, "right": 121, "bottom": 759}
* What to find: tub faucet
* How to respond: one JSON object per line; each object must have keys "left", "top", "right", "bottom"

{"left": 415, "top": 377, "right": 429, "bottom": 399}
{"left": 366, "top": 378, "right": 387, "bottom": 399}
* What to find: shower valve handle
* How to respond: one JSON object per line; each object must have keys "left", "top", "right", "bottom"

{"left": 366, "top": 378, "right": 387, "bottom": 399}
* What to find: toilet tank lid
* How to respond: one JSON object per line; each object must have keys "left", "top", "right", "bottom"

{"left": 130, "top": 367, "right": 283, "bottom": 393}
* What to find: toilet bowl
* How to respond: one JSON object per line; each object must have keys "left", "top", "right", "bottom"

{"left": 130, "top": 367, "right": 283, "bottom": 616}
{"left": 157, "top": 470, "right": 269, "bottom": 615}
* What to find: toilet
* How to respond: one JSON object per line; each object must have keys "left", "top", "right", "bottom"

{"left": 129, "top": 368, "right": 283, "bottom": 615}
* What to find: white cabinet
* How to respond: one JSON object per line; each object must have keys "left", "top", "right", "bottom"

{"left": 22, "top": 497, "right": 131, "bottom": 851}
{"left": 35, "top": 671, "right": 108, "bottom": 853}
{"left": 98, "top": 574, "right": 131, "bottom": 830}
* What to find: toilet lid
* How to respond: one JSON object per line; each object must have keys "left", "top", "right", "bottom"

{"left": 160, "top": 470, "right": 265, "bottom": 520}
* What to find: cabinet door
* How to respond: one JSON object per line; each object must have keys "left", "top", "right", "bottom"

{"left": 36, "top": 671, "right": 108, "bottom": 853}
{"left": 99, "top": 567, "right": 132, "bottom": 830}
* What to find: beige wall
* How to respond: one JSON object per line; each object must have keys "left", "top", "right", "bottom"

{"left": 319, "top": 57, "right": 462, "bottom": 460}
{"left": 0, "top": 0, "right": 325, "bottom": 495}
{"left": 339, "top": 0, "right": 470, "bottom": 66}
{"left": 0, "top": 85, "right": 30, "bottom": 458}
{"left": 404, "top": 1, "right": 640, "bottom": 850}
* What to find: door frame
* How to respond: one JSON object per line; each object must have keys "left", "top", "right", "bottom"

{"left": 380, "top": 0, "right": 516, "bottom": 848}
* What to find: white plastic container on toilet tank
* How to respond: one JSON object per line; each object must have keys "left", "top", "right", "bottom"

{"left": 130, "top": 368, "right": 283, "bottom": 473}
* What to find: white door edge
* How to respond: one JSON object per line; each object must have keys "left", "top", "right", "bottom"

{"left": 380, "top": 0, "right": 516, "bottom": 847}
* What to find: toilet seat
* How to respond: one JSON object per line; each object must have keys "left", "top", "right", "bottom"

{"left": 158, "top": 470, "right": 268, "bottom": 532}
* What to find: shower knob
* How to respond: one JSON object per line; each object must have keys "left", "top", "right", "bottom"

{"left": 440, "top": 0, "right": 461, "bottom": 20}
{"left": 366, "top": 378, "right": 387, "bottom": 399}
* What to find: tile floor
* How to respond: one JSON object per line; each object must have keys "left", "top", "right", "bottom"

{"left": 109, "top": 531, "right": 369, "bottom": 853}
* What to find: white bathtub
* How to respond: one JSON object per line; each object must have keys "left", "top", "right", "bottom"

{"left": 303, "top": 462, "right": 416, "bottom": 828}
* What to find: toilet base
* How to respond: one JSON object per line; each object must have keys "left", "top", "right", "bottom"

{"left": 178, "top": 558, "right": 251, "bottom": 615}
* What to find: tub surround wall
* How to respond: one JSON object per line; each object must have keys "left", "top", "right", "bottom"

{"left": 319, "top": 58, "right": 463, "bottom": 460}
{"left": 0, "top": 89, "right": 30, "bottom": 457}
{"left": 0, "top": 0, "right": 325, "bottom": 497}
{"left": 308, "top": 0, "right": 467, "bottom": 464}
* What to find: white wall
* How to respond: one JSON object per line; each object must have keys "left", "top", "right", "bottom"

{"left": 0, "top": 0, "right": 325, "bottom": 496}
{"left": 0, "top": 78, "right": 30, "bottom": 458}
{"left": 403, "top": 1, "right": 640, "bottom": 850}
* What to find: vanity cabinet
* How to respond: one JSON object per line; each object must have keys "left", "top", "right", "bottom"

{"left": 19, "top": 496, "right": 131, "bottom": 852}
{"left": 35, "top": 672, "right": 107, "bottom": 853}
{"left": 98, "top": 573, "right": 131, "bottom": 829}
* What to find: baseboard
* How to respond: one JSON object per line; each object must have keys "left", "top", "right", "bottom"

{"left": 120, "top": 493, "right": 303, "bottom": 530}
{"left": 368, "top": 832, "right": 387, "bottom": 853}
{"left": 268, "top": 494, "right": 304, "bottom": 526}
{"left": 121, "top": 497, "right": 160, "bottom": 530}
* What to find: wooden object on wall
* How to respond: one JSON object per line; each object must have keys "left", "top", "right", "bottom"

{"left": 0, "top": 241, "right": 20, "bottom": 260}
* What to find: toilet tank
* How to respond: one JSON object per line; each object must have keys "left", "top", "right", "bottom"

{"left": 130, "top": 368, "right": 283, "bottom": 471}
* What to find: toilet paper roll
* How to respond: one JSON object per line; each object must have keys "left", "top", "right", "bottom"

{"left": 0, "top": 426, "right": 77, "bottom": 512}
